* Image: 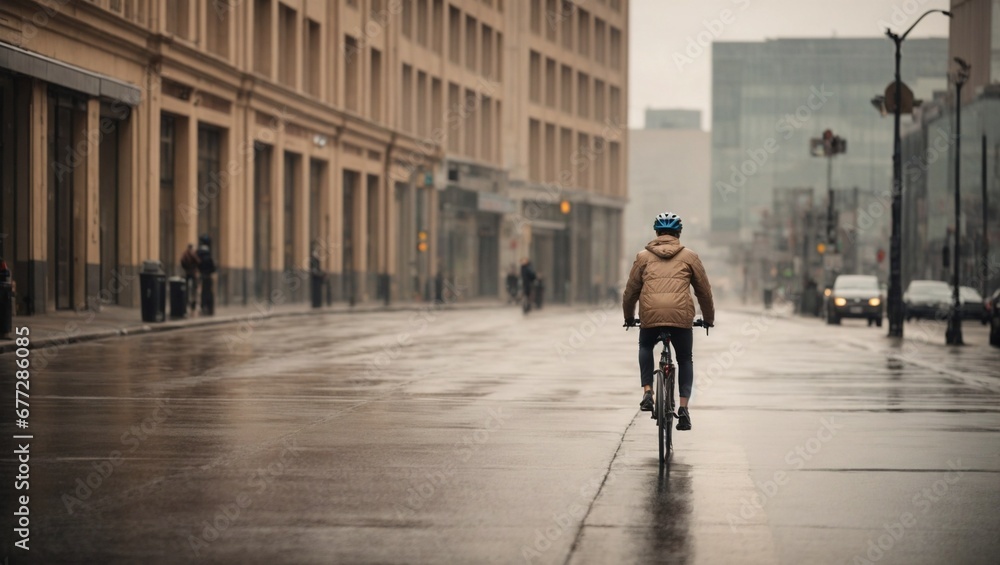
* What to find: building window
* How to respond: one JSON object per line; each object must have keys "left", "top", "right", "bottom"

{"left": 529, "top": 119, "right": 541, "bottom": 181}
{"left": 417, "top": 0, "right": 429, "bottom": 46}
{"left": 481, "top": 96, "right": 492, "bottom": 163}
{"left": 417, "top": 71, "right": 428, "bottom": 136}
{"left": 529, "top": 51, "right": 541, "bottom": 103}
{"left": 448, "top": 5, "right": 461, "bottom": 64}
{"left": 465, "top": 15, "right": 478, "bottom": 72}
{"left": 278, "top": 5, "right": 297, "bottom": 87}
{"left": 530, "top": 0, "right": 541, "bottom": 34}
{"left": 610, "top": 141, "right": 621, "bottom": 194}
{"left": 207, "top": 0, "right": 231, "bottom": 57}
{"left": 370, "top": 48, "right": 383, "bottom": 122}
{"left": 609, "top": 85, "right": 621, "bottom": 124}
{"left": 545, "top": 0, "right": 557, "bottom": 42}
{"left": 561, "top": 0, "right": 573, "bottom": 49}
{"left": 560, "top": 64, "right": 572, "bottom": 113}
{"left": 560, "top": 127, "right": 572, "bottom": 175}
{"left": 594, "top": 137, "right": 606, "bottom": 192}
{"left": 577, "top": 9, "right": 590, "bottom": 56}
{"left": 402, "top": 0, "right": 413, "bottom": 38}
{"left": 432, "top": 0, "right": 444, "bottom": 53}
{"left": 610, "top": 26, "right": 622, "bottom": 70}
{"left": 577, "top": 72, "right": 589, "bottom": 118}
{"left": 577, "top": 132, "right": 590, "bottom": 188}
{"left": 495, "top": 33, "right": 503, "bottom": 82}
{"left": 481, "top": 26, "right": 493, "bottom": 78}
{"left": 304, "top": 19, "right": 321, "bottom": 96}
{"left": 545, "top": 58, "right": 556, "bottom": 108}
{"left": 166, "top": 0, "right": 191, "bottom": 39}
{"left": 254, "top": 0, "right": 272, "bottom": 76}
{"left": 447, "top": 82, "right": 461, "bottom": 153}
{"left": 544, "top": 123, "right": 556, "bottom": 182}
{"left": 464, "top": 89, "right": 477, "bottom": 157}
{"left": 432, "top": 78, "right": 443, "bottom": 136}
{"left": 402, "top": 64, "right": 413, "bottom": 132}
{"left": 594, "top": 79, "right": 605, "bottom": 122}
{"left": 594, "top": 18, "right": 606, "bottom": 64}
{"left": 344, "top": 35, "right": 360, "bottom": 112}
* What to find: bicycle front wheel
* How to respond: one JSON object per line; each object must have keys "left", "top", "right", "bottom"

{"left": 654, "top": 369, "right": 666, "bottom": 464}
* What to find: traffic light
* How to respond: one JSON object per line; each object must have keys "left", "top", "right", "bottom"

{"left": 417, "top": 230, "right": 428, "bottom": 253}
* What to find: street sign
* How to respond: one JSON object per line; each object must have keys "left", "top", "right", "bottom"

{"left": 884, "top": 81, "right": 915, "bottom": 114}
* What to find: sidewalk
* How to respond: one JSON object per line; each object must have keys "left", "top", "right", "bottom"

{"left": 0, "top": 297, "right": 505, "bottom": 354}
{"left": 721, "top": 298, "right": 1000, "bottom": 389}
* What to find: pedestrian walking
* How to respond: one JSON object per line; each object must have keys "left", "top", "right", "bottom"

{"left": 520, "top": 258, "right": 537, "bottom": 313}
{"left": 505, "top": 266, "right": 519, "bottom": 305}
{"left": 196, "top": 235, "right": 217, "bottom": 316}
{"left": 180, "top": 243, "right": 200, "bottom": 314}
{"left": 534, "top": 276, "right": 545, "bottom": 310}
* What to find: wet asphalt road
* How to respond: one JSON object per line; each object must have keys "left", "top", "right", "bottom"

{"left": 2, "top": 304, "right": 999, "bottom": 564}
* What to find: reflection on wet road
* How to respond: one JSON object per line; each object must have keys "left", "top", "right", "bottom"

{"left": 1, "top": 306, "right": 998, "bottom": 564}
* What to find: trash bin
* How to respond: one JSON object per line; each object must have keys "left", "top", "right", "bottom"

{"left": 168, "top": 276, "right": 187, "bottom": 319}
{"left": 140, "top": 260, "right": 166, "bottom": 323}
{"left": 763, "top": 288, "right": 774, "bottom": 310}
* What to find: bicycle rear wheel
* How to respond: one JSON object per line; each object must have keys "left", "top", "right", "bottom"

{"left": 664, "top": 366, "right": 675, "bottom": 458}
{"left": 654, "top": 369, "right": 666, "bottom": 463}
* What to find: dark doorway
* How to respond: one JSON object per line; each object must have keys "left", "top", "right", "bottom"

{"left": 197, "top": 126, "right": 222, "bottom": 255}
{"left": 160, "top": 115, "right": 177, "bottom": 276}
{"left": 48, "top": 91, "right": 80, "bottom": 310}
{"left": 98, "top": 111, "right": 121, "bottom": 301}
{"left": 253, "top": 143, "right": 273, "bottom": 301}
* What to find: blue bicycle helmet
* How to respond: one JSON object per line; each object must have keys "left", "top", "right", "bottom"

{"left": 653, "top": 212, "right": 683, "bottom": 232}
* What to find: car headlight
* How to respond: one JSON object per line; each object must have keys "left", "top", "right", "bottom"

{"left": 824, "top": 288, "right": 832, "bottom": 297}
{"left": 869, "top": 298, "right": 881, "bottom": 307}
{"left": 834, "top": 297, "right": 847, "bottom": 307}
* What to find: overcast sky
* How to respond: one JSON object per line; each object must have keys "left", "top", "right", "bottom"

{"left": 628, "top": 0, "right": 951, "bottom": 130}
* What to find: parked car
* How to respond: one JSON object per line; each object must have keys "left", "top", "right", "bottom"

{"left": 988, "top": 288, "right": 1000, "bottom": 347}
{"left": 903, "top": 280, "right": 950, "bottom": 321}
{"left": 956, "top": 286, "right": 988, "bottom": 323}
{"left": 827, "top": 274, "right": 883, "bottom": 326}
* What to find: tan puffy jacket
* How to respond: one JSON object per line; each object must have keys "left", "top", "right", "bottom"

{"left": 622, "top": 235, "right": 715, "bottom": 329}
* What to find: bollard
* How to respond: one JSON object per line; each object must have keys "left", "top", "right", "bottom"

{"left": 140, "top": 260, "right": 166, "bottom": 323}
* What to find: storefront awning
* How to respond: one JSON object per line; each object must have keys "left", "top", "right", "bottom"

{"left": 0, "top": 41, "right": 141, "bottom": 105}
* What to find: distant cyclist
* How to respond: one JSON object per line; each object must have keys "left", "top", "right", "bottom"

{"left": 622, "top": 212, "right": 714, "bottom": 431}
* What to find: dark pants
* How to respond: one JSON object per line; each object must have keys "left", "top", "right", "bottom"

{"left": 200, "top": 276, "right": 214, "bottom": 315}
{"left": 185, "top": 274, "right": 198, "bottom": 310}
{"left": 639, "top": 326, "right": 693, "bottom": 397}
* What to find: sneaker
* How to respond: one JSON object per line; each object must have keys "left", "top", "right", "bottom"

{"left": 639, "top": 391, "right": 653, "bottom": 412}
{"left": 676, "top": 407, "right": 691, "bottom": 431}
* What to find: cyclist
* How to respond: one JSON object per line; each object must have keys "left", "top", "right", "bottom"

{"left": 623, "top": 212, "right": 714, "bottom": 431}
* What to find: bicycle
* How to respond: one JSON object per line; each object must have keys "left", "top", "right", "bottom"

{"left": 625, "top": 319, "right": 710, "bottom": 464}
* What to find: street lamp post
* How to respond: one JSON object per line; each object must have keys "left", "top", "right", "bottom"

{"left": 884, "top": 9, "right": 952, "bottom": 339}
{"left": 946, "top": 58, "right": 971, "bottom": 345}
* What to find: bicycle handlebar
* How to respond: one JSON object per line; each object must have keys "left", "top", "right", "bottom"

{"left": 624, "top": 318, "right": 712, "bottom": 335}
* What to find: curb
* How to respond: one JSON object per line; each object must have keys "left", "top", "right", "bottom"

{"left": 0, "top": 301, "right": 504, "bottom": 354}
